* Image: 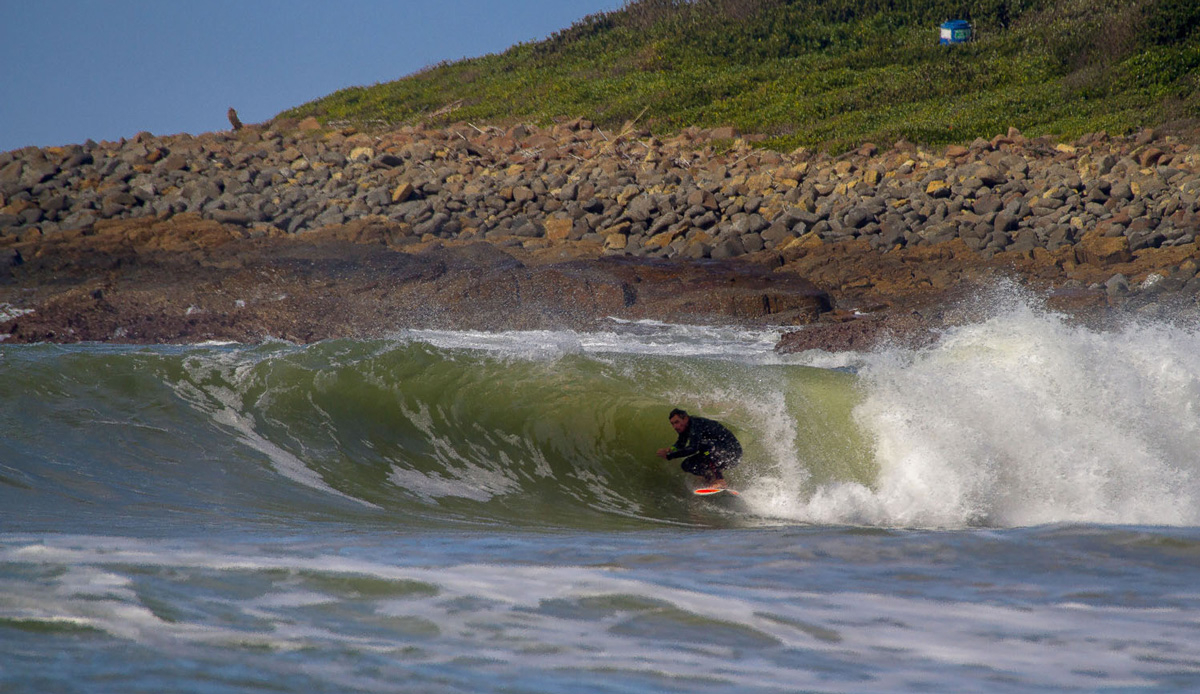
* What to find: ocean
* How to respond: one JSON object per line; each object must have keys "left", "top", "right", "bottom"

{"left": 3, "top": 295, "right": 1200, "bottom": 693}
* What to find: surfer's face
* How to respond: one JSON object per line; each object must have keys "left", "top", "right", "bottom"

{"left": 669, "top": 414, "right": 689, "bottom": 434}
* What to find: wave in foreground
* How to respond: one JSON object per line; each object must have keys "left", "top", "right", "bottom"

{"left": 2, "top": 301, "right": 1198, "bottom": 530}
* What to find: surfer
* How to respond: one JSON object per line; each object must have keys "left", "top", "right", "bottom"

{"left": 656, "top": 408, "right": 742, "bottom": 488}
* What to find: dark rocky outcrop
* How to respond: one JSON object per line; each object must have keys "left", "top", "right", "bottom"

{"left": 1, "top": 119, "right": 1198, "bottom": 349}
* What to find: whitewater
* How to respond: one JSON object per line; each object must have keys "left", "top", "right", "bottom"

{"left": 2, "top": 295, "right": 1199, "bottom": 693}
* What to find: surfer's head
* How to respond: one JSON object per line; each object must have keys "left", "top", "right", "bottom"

{"left": 668, "top": 408, "right": 689, "bottom": 434}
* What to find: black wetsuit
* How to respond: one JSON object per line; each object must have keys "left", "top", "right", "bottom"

{"left": 666, "top": 416, "right": 742, "bottom": 481}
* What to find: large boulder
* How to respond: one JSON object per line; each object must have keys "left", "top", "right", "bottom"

{"left": 1075, "top": 230, "right": 1133, "bottom": 266}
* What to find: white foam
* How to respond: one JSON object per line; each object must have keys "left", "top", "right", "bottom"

{"left": 3, "top": 536, "right": 1193, "bottom": 691}
{"left": 781, "top": 298, "right": 1200, "bottom": 528}
{"left": 387, "top": 464, "right": 507, "bottom": 502}
{"left": 396, "top": 320, "right": 791, "bottom": 362}
{"left": 385, "top": 400, "right": 522, "bottom": 503}
{"left": 0, "top": 304, "right": 34, "bottom": 322}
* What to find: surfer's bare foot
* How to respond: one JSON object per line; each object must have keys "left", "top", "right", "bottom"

{"left": 710, "top": 479, "right": 727, "bottom": 489}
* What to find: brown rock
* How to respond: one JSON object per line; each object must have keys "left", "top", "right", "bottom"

{"left": 645, "top": 229, "right": 680, "bottom": 249}
{"left": 1075, "top": 230, "right": 1133, "bottom": 266}
{"left": 1137, "top": 147, "right": 1166, "bottom": 167}
{"left": 158, "top": 153, "right": 188, "bottom": 172}
{"left": 544, "top": 217, "right": 573, "bottom": 241}
{"left": 686, "top": 188, "right": 718, "bottom": 210}
{"left": 392, "top": 182, "right": 414, "bottom": 203}
{"left": 925, "top": 180, "right": 952, "bottom": 198}
{"left": 603, "top": 233, "right": 628, "bottom": 251}
{"left": 600, "top": 221, "right": 632, "bottom": 237}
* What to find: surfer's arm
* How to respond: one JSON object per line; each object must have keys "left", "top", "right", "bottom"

{"left": 664, "top": 434, "right": 699, "bottom": 459}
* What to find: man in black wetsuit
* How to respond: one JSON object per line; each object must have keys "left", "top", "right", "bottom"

{"left": 656, "top": 408, "right": 742, "bottom": 488}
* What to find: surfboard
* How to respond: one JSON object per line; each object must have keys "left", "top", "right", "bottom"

{"left": 693, "top": 487, "right": 739, "bottom": 496}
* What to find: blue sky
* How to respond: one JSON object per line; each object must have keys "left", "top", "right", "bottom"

{"left": 0, "top": 0, "right": 626, "bottom": 152}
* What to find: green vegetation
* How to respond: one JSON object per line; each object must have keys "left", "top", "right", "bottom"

{"left": 279, "top": 0, "right": 1200, "bottom": 151}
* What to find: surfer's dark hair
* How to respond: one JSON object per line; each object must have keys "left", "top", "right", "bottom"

{"left": 669, "top": 408, "right": 688, "bottom": 419}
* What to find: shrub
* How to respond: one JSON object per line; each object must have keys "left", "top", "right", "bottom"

{"left": 278, "top": 0, "right": 1200, "bottom": 149}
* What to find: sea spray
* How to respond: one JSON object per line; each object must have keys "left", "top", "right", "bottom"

{"left": 823, "top": 299, "right": 1200, "bottom": 528}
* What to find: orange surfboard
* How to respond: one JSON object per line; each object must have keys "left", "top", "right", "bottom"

{"left": 693, "top": 487, "right": 739, "bottom": 496}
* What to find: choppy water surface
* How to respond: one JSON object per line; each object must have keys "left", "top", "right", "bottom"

{"left": 3, "top": 299, "right": 1200, "bottom": 692}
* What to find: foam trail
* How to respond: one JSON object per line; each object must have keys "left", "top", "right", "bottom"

{"left": 174, "top": 350, "right": 379, "bottom": 509}
{"left": 211, "top": 406, "right": 379, "bottom": 509}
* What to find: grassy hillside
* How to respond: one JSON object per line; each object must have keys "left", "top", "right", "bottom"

{"left": 279, "top": 0, "right": 1200, "bottom": 151}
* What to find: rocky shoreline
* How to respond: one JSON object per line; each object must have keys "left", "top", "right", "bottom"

{"left": 2, "top": 117, "right": 1199, "bottom": 350}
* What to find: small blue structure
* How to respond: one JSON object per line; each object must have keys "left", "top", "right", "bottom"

{"left": 939, "top": 20, "right": 972, "bottom": 45}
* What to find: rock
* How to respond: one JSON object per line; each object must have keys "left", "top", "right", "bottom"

{"left": 158, "top": 153, "right": 188, "bottom": 172}
{"left": 22, "top": 163, "right": 58, "bottom": 186}
{"left": 1075, "top": 230, "right": 1133, "bottom": 265}
{"left": 626, "top": 195, "right": 656, "bottom": 222}
{"left": 974, "top": 165, "right": 1005, "bottom": 187}
{"left": 925, "top": 180, "right": 952, "bottom": 198}
{"left": 710, "top": 236, "right": 746, "bottom": 259}
{"left": 59, "top": 210, "right": 98, "bottom": 231}
{"left": 687, "top": 188, "right": 719, "bottom": 210}
{"left": 603, "top": 232, "right": 628, "bottom": 251}
{"left": 40, "top": 194, "right": 71, "bottom": 214}
{"left": 1138, "top": 148, "right": 1166, "bottom": 168}
{"left": 210, "top": 209, "right": 253, "bottom": 225}
{"left": 558, "top": 182, "right": 579, "bottom": 202}
{"left": 511, "top": 219, "right": 542, "bottom": 237}
{"left": 730, "top": 213, "right": 767, "bottom": 234}
{"left": 392, "top": 182, "right": 415, "bottom": 203}
{"left": 879, "top": 221, "right": 906, "bottom": 247}
{"left": 973, "top": 194, "right": 1003, "bottom": 215}
{"left": 0, "top": 161, "right": 23, "bottom": 185}
{"left": 843, "top": 206, "right": 876, "bottom": 229}
{"left": 101, "top": 192, "right": 138, "bottom": 217}
{"left": 1110, "top": 181, "right": 1134, "bottom": 201}
{"left": 1105, "top": 273, "right": 1130, "bottom": 297}
{"left": 544, "top": 216, "right": 573, "bottom": 241}
{"left": 993, "top": 211, "right": 1018, "bottom": 233}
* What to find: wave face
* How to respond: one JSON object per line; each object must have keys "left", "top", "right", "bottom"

{"left": 3, "top": 305, "right": 1200, "bottom": 531}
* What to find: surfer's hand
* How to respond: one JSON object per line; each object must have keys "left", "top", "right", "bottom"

{"left": 656, "top": 448, "right": 669, "bottom": 459}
